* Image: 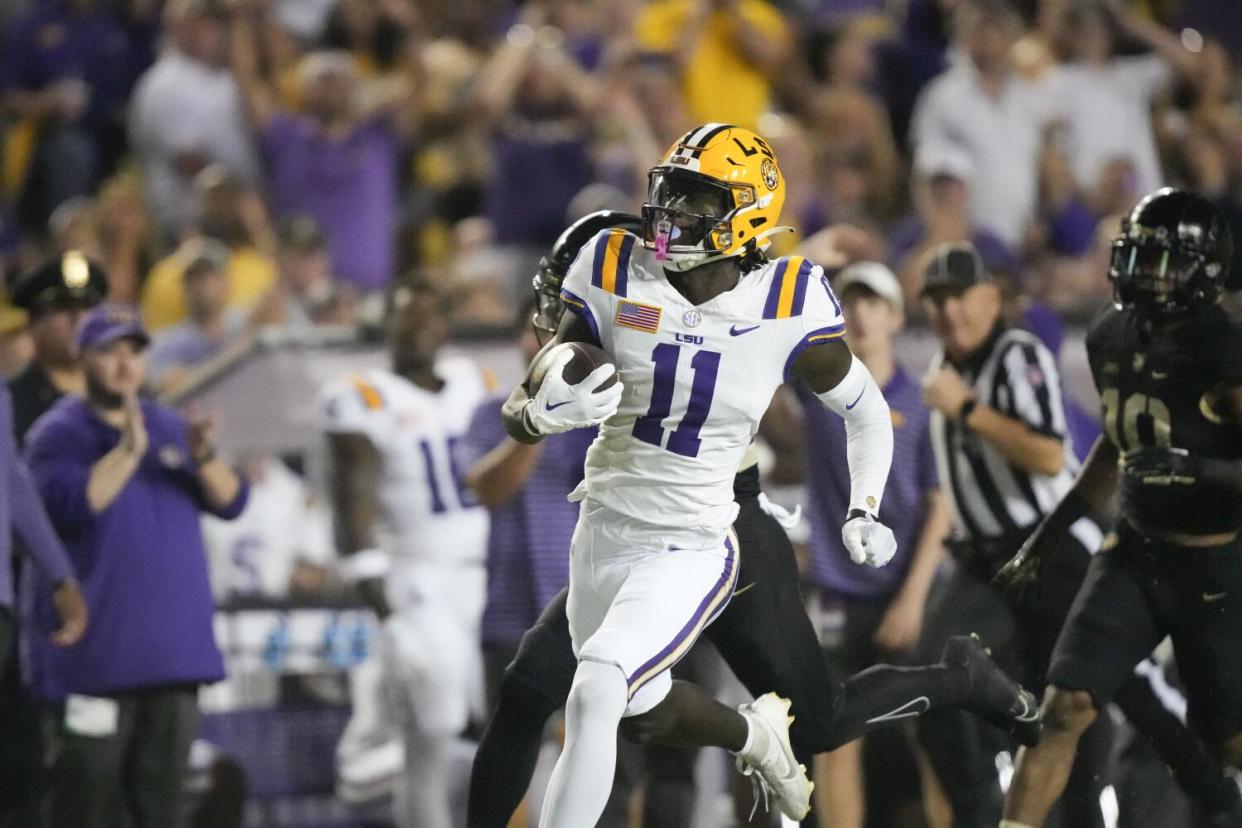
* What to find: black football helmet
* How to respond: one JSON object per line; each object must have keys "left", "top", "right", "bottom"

{"left": 1109, "top": 187, "right": 1233, "bottom": 318}
{"left": 531, "top": 210, "right": 642, "bottom": 343}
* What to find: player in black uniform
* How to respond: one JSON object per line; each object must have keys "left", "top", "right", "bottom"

{"left": 999, "top": 188, "right": 1242, "bottom": 828}
{"left": 467, "top": 211, "right": 1043, "bottom": 828}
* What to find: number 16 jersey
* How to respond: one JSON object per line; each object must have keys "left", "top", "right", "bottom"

{"left": 559, "top": 228, "right": 846, "bottom": 536}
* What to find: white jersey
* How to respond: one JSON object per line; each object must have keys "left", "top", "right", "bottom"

{"left": 320, "top": 357, "right": 491, "bottom": 565}
{"left": 560, "top": 228, "right": 846, "bottom": 535}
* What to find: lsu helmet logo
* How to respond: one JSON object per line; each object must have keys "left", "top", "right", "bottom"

{"left": 761, "top": 159, "right": 779, "bottom": 190}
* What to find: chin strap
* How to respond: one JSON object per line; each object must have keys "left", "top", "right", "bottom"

{"left": 752, "top": 225, "right": 796, "bottom": 251}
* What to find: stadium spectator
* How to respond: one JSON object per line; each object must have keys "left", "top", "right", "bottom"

{"left": 8, "top": 252, "right": 107, "bottom": 443}
{"left": 0, "top": 0, "right": 139, "bottom": 232}
{"left": 910, "top": 0, "right": 1059, "bottom": 249}
{"left": 148, "top": 240, "right": 247, "bottom": 391}
{"left": 889, "top": 142, "right": 1015, "bottom": 306}
{"left": 250, "top": 215, "right": 357, "bottom": 330}
{"left": 632, "top": 0, "right": 789, "bottom": 131}
{"left": 229, "top": 1, "right": 421, "bottom": 295}
{"left": 23, "top": 304, "right": 247, "bottom": 828}
{"left": 796, "top": 262, "right": 949, "bottom": 828}
{"left": 1043, "top": 0, "right": 1194, "bottom": 198}
{"left": 129, "top": 0, "right": 260, "bottom": 240}
{"left": 140, "top": 167, "right": 277, "bottom": 331}
{"left": 475, "top": 10, "right": 598, "bottom": 254}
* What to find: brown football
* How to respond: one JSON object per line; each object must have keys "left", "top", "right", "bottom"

{"left": 529, "top": 342, "right": 617, "bottom": 396}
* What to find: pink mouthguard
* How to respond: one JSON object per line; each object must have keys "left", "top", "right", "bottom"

{"left": 654, "top": 232, "right": 670, "bottom": 260}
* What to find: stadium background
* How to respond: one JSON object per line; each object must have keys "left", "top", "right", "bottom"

{"left": 0, "top": 0, "right": 1239, "bottom": 825}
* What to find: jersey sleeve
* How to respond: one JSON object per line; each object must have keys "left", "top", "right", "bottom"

{"left": 320, "top": 375, "right": 386, "bottom": 438}
{"left": 772, "top": 256, "right": 847, "bottom": 381}
{"left": 997, "top": 336, "right": 1068, "bottom": 440}
{"left": 559, "top": 228, "right": 637, "bottom": 347}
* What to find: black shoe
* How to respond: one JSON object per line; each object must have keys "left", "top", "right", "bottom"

{"left": 942, "top": 633, "right": 1042, "bottom": 747}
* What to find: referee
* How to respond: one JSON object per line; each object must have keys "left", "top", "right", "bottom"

{"left": 915, "top": 242, "right": 1112, "bottom": 827}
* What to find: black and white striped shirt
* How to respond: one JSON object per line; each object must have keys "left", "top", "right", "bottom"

{"left": 929, "top": 325, "right": 1101, "bottom": 552}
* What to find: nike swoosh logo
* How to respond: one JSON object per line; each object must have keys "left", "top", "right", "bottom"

{"left": 733, "top": 581, "right": 756, "bottom": 598}
{"left": 865, "top": 696, "right": 931, "bottom": 724}
{"left": 1152, "top": 371, "right": 1168, "bottom": 379}
{"left": 545, "top": 399, "right": 573, "bottom": 411}
{"left": 845, "top": 387, "right": 866, "bottom": 410}
{"left": 730, "top": 324, "right": 760, "bottom": 336}
{"left": 1203, "top": 591, "right": 1229, "bottom": 603}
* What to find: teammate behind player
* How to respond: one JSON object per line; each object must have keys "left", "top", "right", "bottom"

{"left": 998, "top": 188, "right": 1242, "bottom": 828}
{"left": 322, "top": 277, "right": 490, "bottom": 828}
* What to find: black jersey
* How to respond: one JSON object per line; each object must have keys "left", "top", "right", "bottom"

{"left": 1087, "top": 304, "right": 1242, "bottom": 534}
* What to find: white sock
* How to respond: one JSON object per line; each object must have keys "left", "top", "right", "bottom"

{"left": 539, "top": 660, "right": 629, "bottom": 828}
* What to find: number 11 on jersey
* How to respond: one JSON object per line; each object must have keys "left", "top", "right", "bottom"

{"left": 632, "top": 343, "right": 720, "bottom": 458}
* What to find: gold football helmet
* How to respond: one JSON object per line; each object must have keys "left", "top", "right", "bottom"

{"left": 642, "top": 123, "right": 787, "bottom": 272}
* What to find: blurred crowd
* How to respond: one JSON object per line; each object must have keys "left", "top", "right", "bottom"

{"left": 0, "top": 0, "right": 1239, "bottom": 377}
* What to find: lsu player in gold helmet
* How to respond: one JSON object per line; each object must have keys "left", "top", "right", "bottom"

{"left": 496, "top": 123, "right": 1039, "bottom": 827}
{"left": 643, "top": 123, "right": 789, "bottom": 271}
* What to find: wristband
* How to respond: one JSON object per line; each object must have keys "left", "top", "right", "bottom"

{"left": 957, "top": 398, "right": 978, "bottom": 425}
{"left": 846, "top": 508, "right": 876, "bottom": 522}
{"left": 336, "top": 548, "right": 390, "bottom": 583}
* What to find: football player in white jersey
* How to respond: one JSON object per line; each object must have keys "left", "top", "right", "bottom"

{"left": 500, "top": 124, "right": 900, "bottom": 825}
{"left": 323, "top": 277, "right": 491, "bottom": 828}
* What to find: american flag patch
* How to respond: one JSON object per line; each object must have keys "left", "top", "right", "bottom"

{"left": 615, "top": 300, "right": 662, "bottom": 333}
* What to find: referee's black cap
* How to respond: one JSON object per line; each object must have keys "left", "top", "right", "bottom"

{"left": 921, "top": 241, "right": 991, "bottom": 298}
{"left": 11, "top": 251, "right": 109, "bottom": 315}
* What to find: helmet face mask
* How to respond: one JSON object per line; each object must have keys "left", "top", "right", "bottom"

{"left": 1109, "top": 188, "right": 1232, "bottom": 319}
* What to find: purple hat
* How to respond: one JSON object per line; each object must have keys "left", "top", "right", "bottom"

{"left": 75, "top": 305, "right": 150, "bottom": 352}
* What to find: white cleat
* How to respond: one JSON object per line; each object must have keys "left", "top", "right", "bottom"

{"left": 734, "top": 693, "right": 814, "bottom": 820}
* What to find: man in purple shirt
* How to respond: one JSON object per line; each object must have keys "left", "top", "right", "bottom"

{"left": 229, "top": 6, "right": 420, "bottom": 293}
{"left": 795, "top": 262, "right": 950, "bottom": 828}
{"left": 23, "top": 305, "right": 247, "bottom": 828}
{"left": 0, "top": 378, "right": 86, "bottom": 675}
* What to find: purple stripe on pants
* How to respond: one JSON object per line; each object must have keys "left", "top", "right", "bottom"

{"left": 626, "top": 535, "right": 738, "bottom": 695}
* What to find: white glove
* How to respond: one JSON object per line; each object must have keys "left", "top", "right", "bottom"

{"left": 842, "top": 511, "right": 897, "bottom": 568}
{"left": 526, "top": 346, "right": 624, "bottom": 434}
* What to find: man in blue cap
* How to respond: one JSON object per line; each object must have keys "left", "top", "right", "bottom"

{"left": 23, "top": 304, "right": 248, "bottom": 828}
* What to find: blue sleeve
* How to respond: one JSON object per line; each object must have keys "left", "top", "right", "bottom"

{"left": 0, "top": 385, "right": 73, "bottom": 583}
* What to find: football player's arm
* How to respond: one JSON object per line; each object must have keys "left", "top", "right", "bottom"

{"left": 500, "top": 309, "right": 597, "bottom": 445}
{"left": 792, "top": 338, "right": 892, "bottom": 518}
{"left": 327, "top": 431, "right": 391, "bottom": 619}
{"left": 1122, "top": 382, "right": 1242, "bottom": 497}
